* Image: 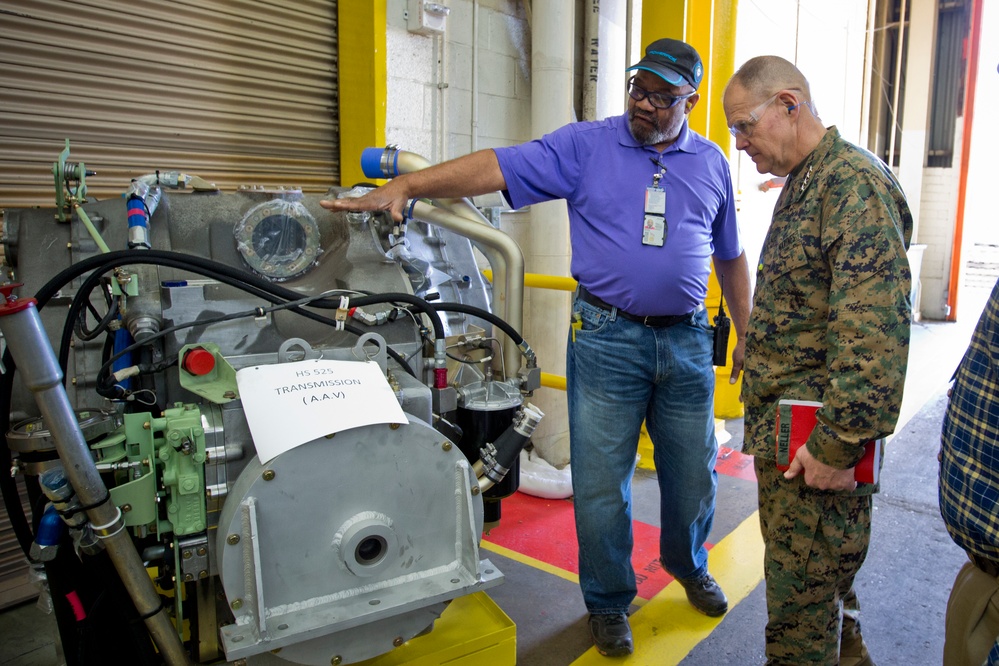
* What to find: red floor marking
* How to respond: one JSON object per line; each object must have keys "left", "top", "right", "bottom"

{"left": 716, "top": 446, "right": 757, "bottom": 482}
{"left": 484, "top": 492, "right": 714, "bottom": 600}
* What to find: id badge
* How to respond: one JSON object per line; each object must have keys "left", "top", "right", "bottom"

{"left": 642, "top": 215, "right": 666, "bottom": 247}
{"left": 645, "top": 186, "right": 666, "bottom": 215}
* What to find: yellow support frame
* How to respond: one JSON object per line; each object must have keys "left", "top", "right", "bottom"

{"left": 642, "top": 0, "right": 742, "bottom": 419}
{"left": 337, "top": 1, "right": 388, "bottom": 187}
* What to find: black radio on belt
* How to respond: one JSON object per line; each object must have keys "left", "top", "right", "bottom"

{"left": 713, "top": 275, "right": 731, "bottom": 367}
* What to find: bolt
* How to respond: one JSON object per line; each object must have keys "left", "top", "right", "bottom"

{"left": 223, "top": 390, "right": 237, "bottom": 399}
{"left": 121, "top": 504, "right": 132, "bottom": 513}
{"left": 331, "top": 657, "right": 343, "bottom": 666}
{"left": 262, "top": 470, "right": 275, "bottom": 481}
{"left": 197, "top": 546, "right": 207, "bottom": 556}
{"left": 199, "top": 570, "right": 208, "bottom": 579}
{"left": 143, "top": 421, "right": 151, "bottom": 430}
{"left": 231, "top": 599, "right": 243, "bottom": 610}
{"left": 393, "top": 637, "right": 404, "bottom": 647}
{"left": 66, "top": 242, "right": 73, "bottom": 250}
{"left": 227, "top": 534, "right": 240, "bottom": 545}
{"left": 471, "top": 486, "right": 481, "bottom": 496}
{"left": 441, "top": 441, "right": 452, "bottom": 451}
{"left": 184, "top": 573, "right": 194, "bottom": 582}
{"left": 70, "top": 377, "right": 77, "bottom": 385}
{"left": 390, "top": 423, "right": 400, "bottom": 430}
{"left": 182, "top": 550, "right": 192, "bottom": 559}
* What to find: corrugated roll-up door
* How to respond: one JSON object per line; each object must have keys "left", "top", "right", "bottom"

{"left": 0, "top": 0, "right": 340, "bottom": 208}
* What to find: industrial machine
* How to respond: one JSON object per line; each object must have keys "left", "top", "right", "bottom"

{"left": 0, "top": 143, "right": 541, "bottom": 665}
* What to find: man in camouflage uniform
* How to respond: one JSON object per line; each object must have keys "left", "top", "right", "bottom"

{"left": 723, "top": 56, "right": 912, "bottom": 665}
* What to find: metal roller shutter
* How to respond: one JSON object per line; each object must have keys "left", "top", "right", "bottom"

{"left": 0, "top": 0, "right": 340, "bottom": 208}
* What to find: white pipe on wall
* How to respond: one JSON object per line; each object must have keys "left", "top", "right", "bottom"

{"left": 525, "top": 0, "right": 575, "bottom": 467}
{"left": 583, "top": 0, "right": 628, "bottom": 122}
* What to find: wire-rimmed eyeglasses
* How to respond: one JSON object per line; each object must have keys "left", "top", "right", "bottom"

{"left": 728, "top": 92, "right": 781, "bottom": 138}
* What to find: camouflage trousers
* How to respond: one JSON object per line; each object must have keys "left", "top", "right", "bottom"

{"left": 755, "top": 459, "right": 874, "bottom": 665}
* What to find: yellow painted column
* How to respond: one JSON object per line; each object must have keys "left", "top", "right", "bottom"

{"left": 640, "top": 1, "right": 743, "bottom": 422}
{"left": 337, "top": 1, "right": 387, "bottom": 187}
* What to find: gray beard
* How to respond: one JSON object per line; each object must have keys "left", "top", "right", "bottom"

{"left": 628, "top": 109, "right": 671, "bottom": 145}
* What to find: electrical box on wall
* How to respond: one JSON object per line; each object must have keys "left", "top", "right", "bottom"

{"left": 407, "top": 0, "right": 450, "bottom": 35}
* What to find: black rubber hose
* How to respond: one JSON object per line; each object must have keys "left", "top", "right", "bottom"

{"left": 430, "top": 302, "right": 525, "bottom": 344}
{"left": 53, "top": 253, "right": 419, "bottom": 379}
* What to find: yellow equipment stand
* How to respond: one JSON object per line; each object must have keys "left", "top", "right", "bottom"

{"left": 354, "top": 592, "right": 516, "bottom": 666}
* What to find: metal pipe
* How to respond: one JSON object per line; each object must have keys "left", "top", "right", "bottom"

{"left": 385, "top": 148, "right": 496, "bottom": 227}
{"left": 361, "top": 146, "right": 523, "bottom": 378}
{"left": 0, "top": 291, "right": 191, "bottom": 665}
{"left": 408, "top": 201, "right": 525, "bottom": 379}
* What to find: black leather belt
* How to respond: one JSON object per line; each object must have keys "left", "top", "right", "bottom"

{"left": 577, "top": 286, "right": 702, "bottom": 328}
{"left": 971, "top": 553, "right": 999, "bottom": 578}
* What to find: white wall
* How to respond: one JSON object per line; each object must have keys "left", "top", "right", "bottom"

{"left": 385, "top": 0, "right": 532, "bottom": 164}
{"left": 729, "top": 0, "right": 874, "bottom": 288}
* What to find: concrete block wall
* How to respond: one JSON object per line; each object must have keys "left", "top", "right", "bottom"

{"left": 384, "top": 0, "right": 532, "bottom": 165}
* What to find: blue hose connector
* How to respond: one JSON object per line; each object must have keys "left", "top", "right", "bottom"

{"left": 361, "top": 147, "right": 390, "bottom": 180}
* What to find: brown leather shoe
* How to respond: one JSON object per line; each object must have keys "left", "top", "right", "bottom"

{"left": 678, "top": 572, "right": 729, "bottom": 616}
{"left": 588, "top": 613, "right": 634, "bottom": 657}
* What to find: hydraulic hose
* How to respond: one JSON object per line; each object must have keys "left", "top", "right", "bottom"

{"left": 430, "top": 302, "right": 537, "bottom": 369}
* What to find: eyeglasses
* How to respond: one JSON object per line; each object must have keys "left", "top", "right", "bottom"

{"left": 627, "top": 77, "right": 694, "bottom": 110}
{"left": 728, "top": 92, "right": 780, "bottom": 138}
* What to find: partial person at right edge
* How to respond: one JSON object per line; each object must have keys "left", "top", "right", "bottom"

{"left": 939, "top": 276, "right": 999, "bottom": 666}
{"left": 724, "top": 56, "right": 913, "bottom": 666}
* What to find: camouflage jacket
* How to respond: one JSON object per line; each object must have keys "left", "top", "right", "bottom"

{"left": 742, "top": 127, "right": 913, "bottom": 477}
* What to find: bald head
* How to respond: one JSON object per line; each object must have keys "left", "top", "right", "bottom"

{"left": 726, "top": 56, "right": 811, "bottom": 104}
{"left": 723, "top": 55, "right": 827, "bottom": 177}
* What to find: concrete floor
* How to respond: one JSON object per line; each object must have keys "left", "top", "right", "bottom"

{"left": 0, "top": 281, "right": 990, "bottom": 666}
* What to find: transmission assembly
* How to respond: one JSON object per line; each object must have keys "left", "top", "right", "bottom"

{"left": 0, "top": 143, "right": 541, "bottom": 665}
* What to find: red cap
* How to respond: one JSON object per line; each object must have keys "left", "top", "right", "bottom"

{"left": 182, "top": 347, "right": 216, "bottom": 376}
{"left": 0, "top": 283, "right": 37, "bottom": 316}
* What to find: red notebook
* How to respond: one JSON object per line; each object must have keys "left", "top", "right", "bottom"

{"left": 775, "top": 399, "right": 882, "bottom": 485}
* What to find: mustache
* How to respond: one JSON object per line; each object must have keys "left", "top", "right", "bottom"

{"left": 629, "top": 108, "right": 656, "bottom": 123}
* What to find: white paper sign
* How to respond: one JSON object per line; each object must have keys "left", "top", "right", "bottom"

{"left": 235, "top": 359, "right": 408, "bottom": 464}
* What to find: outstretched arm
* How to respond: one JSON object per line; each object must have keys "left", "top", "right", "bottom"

{"left": 320, "top": 149, "right": 507, "bottom": 222}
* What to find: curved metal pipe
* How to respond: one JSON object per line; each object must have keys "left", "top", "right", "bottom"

{"left": 408, "top": 200, "right": 525, "bottom": 379}
{"left": 373, "top": 146, "right": 497, "bottom": 227}
{"left": 361, "top": 146, "right": 524, "bottom": 379}
{"left": 0, "top": 297, "right": 190, "bottom": 665}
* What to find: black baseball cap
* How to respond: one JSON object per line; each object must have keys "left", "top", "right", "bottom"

{"left": 626, "top": 38, "right": 704, "bottom": 90}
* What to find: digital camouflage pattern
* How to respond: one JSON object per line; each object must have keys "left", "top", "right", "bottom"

{"left": 755, "top": 461, "right": 873, "bottom": 666}
{"left": 743, "top": 126, "right": 913, "bottom": 477}
{"left": 743, "top": 126, "right": 912, "bottom": 665}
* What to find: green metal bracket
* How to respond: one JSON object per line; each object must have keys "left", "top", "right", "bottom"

{"left": 178, "top": 342, "right": 240, "bottom": 404}
{"left": 52, "top": 139, "right": 88, "bottom": 223}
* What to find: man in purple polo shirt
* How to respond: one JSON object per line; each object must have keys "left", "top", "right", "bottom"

{"left": 323, "top": 38, "right": 750, "bottom": 657}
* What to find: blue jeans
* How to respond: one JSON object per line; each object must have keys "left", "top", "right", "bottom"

{"left": 567, "top": 298, "right": 719, "bottom": 614}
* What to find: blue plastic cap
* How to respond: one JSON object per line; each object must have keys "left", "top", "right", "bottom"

{"left": 35, "top": 505, "right": 65, "bottom": 546}
{"left": 360, "top": 148, "right": 388, "bottom": 179}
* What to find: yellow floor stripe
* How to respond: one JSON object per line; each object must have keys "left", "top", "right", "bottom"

{"left": 571, "top": 512, "right": 765, "bottom": 665}
{"left": 481, "top": 540, "right": 580, "bottom": 585}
